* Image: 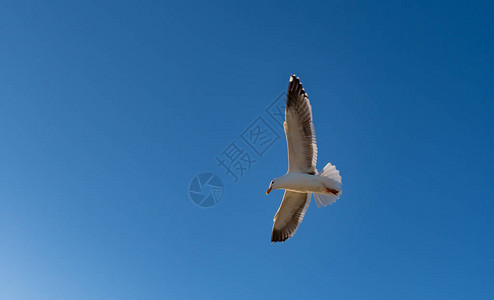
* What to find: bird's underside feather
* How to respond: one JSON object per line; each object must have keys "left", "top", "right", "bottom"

{"left": 271, "top": 191, "right": 311, "bottom": 242}
{"left": 285, "top": 75, "right": 318, "bottom": 174}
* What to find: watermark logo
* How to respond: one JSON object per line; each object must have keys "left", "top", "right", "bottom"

{"left": 188, "top": 91, "right": 286, "bottom": 208}
{"left": 188, "top": 173, "right": 224, "bottom": 208}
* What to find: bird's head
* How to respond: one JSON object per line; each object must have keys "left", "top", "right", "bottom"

{"left": 266, "top": 179, "right": 279, "bottom": 195}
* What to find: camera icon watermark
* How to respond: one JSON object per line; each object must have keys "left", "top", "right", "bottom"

{"left": 188, "top": 173, "right": 224, "bottom": 208}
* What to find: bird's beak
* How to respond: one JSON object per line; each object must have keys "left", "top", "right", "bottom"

{"left": 266, "top": 187, "right": 272, "bottom": 195}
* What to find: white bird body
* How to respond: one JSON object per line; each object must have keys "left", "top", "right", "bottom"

{"left": 267, "top": 75, "right": 343, "bottom": 243}
{"left": 273, "top": 173, "right": 334, "bottom": 194}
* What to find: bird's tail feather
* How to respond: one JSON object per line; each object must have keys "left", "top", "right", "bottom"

{"left": 315, "top": 163, "right": 342, "bottom": 208}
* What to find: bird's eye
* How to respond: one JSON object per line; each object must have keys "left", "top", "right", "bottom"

{"left": 271, "top": 181, "right": 274, "bottom": 184}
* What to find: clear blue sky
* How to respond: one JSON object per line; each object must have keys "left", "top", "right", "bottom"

{"left": 1, "top": 0, "right": 493, "bottom": 299}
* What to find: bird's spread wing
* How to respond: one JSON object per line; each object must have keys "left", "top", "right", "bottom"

{"left": 285, "top": 75, "right": 317, "bottom": 174}
{"left": 271, "top": 191, "right": 311, "bottom": 242}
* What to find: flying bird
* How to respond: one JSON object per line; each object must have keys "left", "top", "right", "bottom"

{"left": 266, "top": 75, "right": 342, "bottom": 243}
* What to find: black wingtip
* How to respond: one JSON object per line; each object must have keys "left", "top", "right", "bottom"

{"left": 287, "top": 74, "right": 308, "bottom": 107}
{"left": 288, "top": 75, "right": 304, "bottom": 90}
{"left": 271, "top": 229, "right": 289, "bottom": 243}
{"left": 289, "top": 74, "right": 300, "bottom": 84}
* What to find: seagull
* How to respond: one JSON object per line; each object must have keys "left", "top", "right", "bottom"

{"left": 266, "top": 75, "right": 342, "bottom": 243}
